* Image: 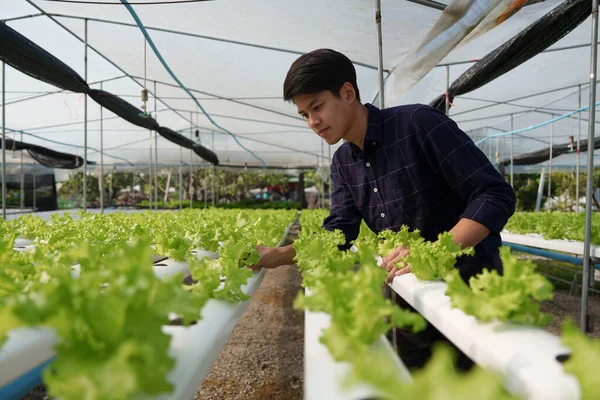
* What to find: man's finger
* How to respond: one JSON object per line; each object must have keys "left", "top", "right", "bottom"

{"left": 395, "top": 265, "right": 411, "bottom": 276}
{"left": 386, "top": 268, "right": 398, "bottom": 284}
{"left": 385, "top": 255, "right": 406, "bottom": 272}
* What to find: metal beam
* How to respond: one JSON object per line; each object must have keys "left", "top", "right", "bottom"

{"left": 406, "top": 0, "right": 445, "bottom": 11}
{"left": 376, "top": 0, "right": 385, "bottom": 109}
{"left": 0, "top": 13, "right": 44, "bottom": 23}
{"left": 0, "top": 75, "right": 127, "bottom": 107}
{"left": 172, "top": 109, "right": 307, "bottom": 129}
{"left": 436, "top": 42, "right": 598, "bottom": 68}
{"left": 453, "top": 81, "right": 598, "bottom": 119}
{"left": 46, "top": 13, "right": 381, "bottom": 71}
{"left": 2, "top": 62, "right": 5, "bottom": 220}
{"left": 581, "top": 0, "right": 599, "bottom": 333}
{"left": 83, "top": 18, "right": 88, "bottom": 211}
{"left": 129, "top": 75, "right": 303, "bottom": 122}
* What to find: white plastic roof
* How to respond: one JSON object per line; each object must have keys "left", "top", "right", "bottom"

{"left": 0, "top": 0, "right": 597, "bottom": 171}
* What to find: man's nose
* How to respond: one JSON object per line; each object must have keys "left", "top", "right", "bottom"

{"left": 308, "top": 115, "right": 320, "bottom": 129}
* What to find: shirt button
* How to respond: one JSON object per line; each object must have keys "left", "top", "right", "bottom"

{"left": 373, "top": 188, "right": 378, "bottom": 193}
{"left": 380, "top": 213, "right": 385, "bottom": 218}
{"left": 373, "top": 142, "right": 376, "bottom": 145}
{"left": 366, "top": 162, "right": 371, "bottom": 167}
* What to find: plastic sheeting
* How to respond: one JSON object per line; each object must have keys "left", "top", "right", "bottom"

{"left": 0, "top": 0, "right": 597, "bottom": 169}
{"left": 430, "top": 0, "right": 591, "bottom": 113}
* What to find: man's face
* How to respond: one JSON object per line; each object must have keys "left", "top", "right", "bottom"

{"left": 294, "top": 89, "right": 353, "bottom": 145}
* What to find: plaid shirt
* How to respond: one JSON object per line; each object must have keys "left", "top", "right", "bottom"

{"left": 323, "top": 103, "right": 516, "bottom": 267}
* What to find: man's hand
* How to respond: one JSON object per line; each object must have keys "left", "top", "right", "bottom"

{"left": 251, "top": 244, "right": 296, "bottom": 271}
{"left": 381, "top": 245, "right": 411, "bottom": 283}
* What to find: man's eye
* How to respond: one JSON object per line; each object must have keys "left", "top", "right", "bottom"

{"left": 313, "top": 104, "right": 322, "bottom": 111}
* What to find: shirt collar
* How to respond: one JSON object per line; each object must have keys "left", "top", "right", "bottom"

{"left": 349, "top": 103, "right": 383, "bottom": 159}
{"left": 365, "top": 103, "right": 384, "bottom": 143}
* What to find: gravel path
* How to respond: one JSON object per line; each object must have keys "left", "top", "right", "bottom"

{"left": 194, "top": 263, "right": 304, "bottom": 400}
{"left": 541, "top": 291, "right": 600, "bottom": 338}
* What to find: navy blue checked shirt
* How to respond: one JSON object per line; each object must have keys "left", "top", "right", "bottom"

{"left": 323, "top": 103, "right": 516, "bottom": 269}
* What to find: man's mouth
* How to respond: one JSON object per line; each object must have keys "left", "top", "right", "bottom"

{"left": 317, "top": 128, "right": 329, "bottom": 137}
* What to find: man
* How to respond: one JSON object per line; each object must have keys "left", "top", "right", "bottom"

{"left": 254, "top": 48, "right": 516, "bottom": 369}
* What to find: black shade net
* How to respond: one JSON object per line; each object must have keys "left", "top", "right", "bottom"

{"left": 0, "top": 22, "right": 219, "bottom": 165}
{"left": 1, "top": 138, "right": 94, "bottom": 169}
{"left": 501, "top": 136, "right": 600, "bottom": 166}
{"left": 430, "top": 0, "right": 591, "bottom": 113}
{"left": 89, "top": 89, "right": 160, "bottom": 131}
{"left": 157, "top": 127, "right": 219, "bottom": 165}
{"left": 0, "top": 22, "right": 89, "bottom": 93}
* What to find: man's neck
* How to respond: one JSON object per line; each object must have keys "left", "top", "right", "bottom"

{"left": 344, "top": 103, "right": 369, "bottom": 151}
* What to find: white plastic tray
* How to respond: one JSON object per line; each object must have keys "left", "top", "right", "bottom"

{"left": 502, "top": 233, "right": 600, "bottom": 260}
{"left": 389, "top": 274, "right": 581, "bottom": 400}
{"left": 304, "top": 288, "right": 411, "bottom": 400}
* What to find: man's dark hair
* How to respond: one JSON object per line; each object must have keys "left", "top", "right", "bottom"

{"left": 283, "top": 49, "right": 361, "bottom": 102}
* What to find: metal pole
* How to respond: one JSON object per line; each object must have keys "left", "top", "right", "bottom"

{"left": 100, "top": 81, "right": 104, "bottom": 213}
{"left": 190, "top": 112, "right": 193, "bottom": 209}
{"left": 445, "top": 65, "right": 450, "bottom": 115}
{"left": 32, "top": 161, "right": 35, "bottom": 211}
{"left": 75, "top": 149, "right": 79, "bottom": 208}
{"left": 148, "top": 129, "right": 152, "bottom": 210}
{"left": 548, "top": 117, "right": 553, "bottom": 201}
{"left": 1, "top": 62, "right": 5, "bottom": 220}
{"left": 179, "top": 145, "right": 183, "bottom": 210}
{"left": 328, "top": 144, "right": 332, "bottom": 203}
{"left": 576, "top": 85, "right": 582, "bottom": 214}
{"left": 495, "top": 137, "right": 499, "bottom": 169}
{"left": 321, "top": 141, "right": 325, "bottom": 208}
{"left": 83, "top": 18, "right": 88, "bottom": 212}
{"left": 582, "top": 0, "right": 599, "bottom": 333}
{"left": 154, "top": 81, "right": 158, "bottom": 210}
{"left": 109, "top": 167, "right": 113, "bottom": 204}
{"left": 376, "top": 0, "right": 385, "bottom": 109}
{"left": 204, "top": 164, "right": 207, "bottom": 208}
{"left": 212, "top": 131, "right": 215, "bottom": 207}
{"left": 19, "top": 132, "right": 23, "bottom": 212}
{"left": 510, "top": 114, "right": 514, "bottom": 187}
{"left": 535, "top": 168, "right": 546, "bottom": 212}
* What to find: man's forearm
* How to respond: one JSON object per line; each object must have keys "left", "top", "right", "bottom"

{"left": 448, "top": 218, "right": 491, "bottom": 248}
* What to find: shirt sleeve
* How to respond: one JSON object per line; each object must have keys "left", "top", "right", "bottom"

{"left": 322, "top": 156, "right": 362, "bottom": 248}
{"left": 410, "top": 105, "right": 516, "bottom": 233}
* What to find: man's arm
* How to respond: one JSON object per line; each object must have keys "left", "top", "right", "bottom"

{"left": 251, "top": 244, "right": 296, "bottom": 270}
{"left": 252, "top": 155, "right": 361, "bottom": 270}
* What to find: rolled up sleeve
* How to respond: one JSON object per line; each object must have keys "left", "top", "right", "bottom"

{"left": 411, "top": 106, "right": 516, "bottom": 234}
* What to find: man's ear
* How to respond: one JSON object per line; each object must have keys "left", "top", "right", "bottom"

{"left": 340, "top": 82, "right": 356, "bottom": 104}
